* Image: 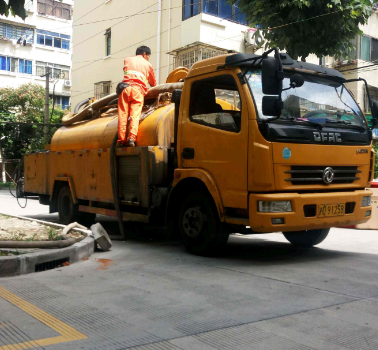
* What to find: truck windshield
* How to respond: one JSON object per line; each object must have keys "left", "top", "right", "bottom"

{"left": 246, "top": 69, "right": 367, "bottom": 129}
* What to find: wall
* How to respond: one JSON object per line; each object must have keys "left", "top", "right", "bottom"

{"left": 71, "top": 0, "right": 249, "bottom": 108}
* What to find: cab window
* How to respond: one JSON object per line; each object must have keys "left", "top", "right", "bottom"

{"left": 189, "top": 75, "right": 242, "bottom": 132}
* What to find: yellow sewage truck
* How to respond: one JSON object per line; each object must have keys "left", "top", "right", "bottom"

{"left": 24, "top": 48, "right": 378, "bottom": 254}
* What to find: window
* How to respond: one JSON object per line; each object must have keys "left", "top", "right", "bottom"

{"left": 183, "top": 0, "right": 199, "bottom": 20}
{"left": 19, "top": 59, "right": 33, "bottom": 74}
{"left": 0, "top": 22, "right": 34, "bottom": 43}
{"left": 54, "top": 37, "right": 61, "bottom": 48}
{"left": 183, "top": 0, "right": 247, "bottom": 25}
{"left": 37, "top": 0, "right": 71, "bottom": 20}
{"left": 45, "top": 35, "right": 52, "bottom": 46}
{"left": 360, "top": 35, "right": 378, "bottom": 62}
{"left": 0, "top": 56, "right": 32, "bottom": 74}
{"left": 49, "top": 95, "right": 70, "bottom": 110}
{"left": 62, "top": 96, "right": 70, "bottom": 109}
{"left": 189, "top": 75, "right": 241, "bottom": 132}
{"left": 105, "top": 28, "right": 111, "bottom": 56}
{"left": 36, "top": 61, "right": 70, "bottom": 78}
{"left": 94, "top": 81, "right": 111, "bottom": 100}
{"left": 173, "top": 44, "right": 227, "bottom": 69}
{"left": 36, "top": 30, "right": 70, "bottom": 50}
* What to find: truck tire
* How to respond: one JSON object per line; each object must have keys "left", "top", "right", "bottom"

{"left": 178, "top": 191, "right": 228, "bottom": 255}
{"left": 283, "top": 228, "right": 330, "bottom": 247}
{"left": 58, "top": 186, "right": 79, "bottom": 225}
{"left": 57, "top": 186, "right": 97, "bottom": 227}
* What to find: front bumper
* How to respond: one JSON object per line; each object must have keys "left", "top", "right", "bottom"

{"left": 249, "top": 190, "right": 372, "bottom": 233}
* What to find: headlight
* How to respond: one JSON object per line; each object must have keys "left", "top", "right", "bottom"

{"left": 361, "top": 196, "right": 372, "bottom": 207}
{"left": 258, "top": 201, "right": 293, "bottom": 213}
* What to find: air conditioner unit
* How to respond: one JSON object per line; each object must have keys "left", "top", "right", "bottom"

{"left": 64, "top": 80, "right": 72, "bottom": 87}
{"left": 244, "top": 29, "right": 264, "bottom": 49}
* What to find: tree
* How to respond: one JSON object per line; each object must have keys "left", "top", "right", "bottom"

{"left": 0, "top": 83, "right": 64, "bottom": 160}
{"left": 230, "top": 0, "right": 374, "bottom": 61}
{"left": 0, "top": 0, "right": 27, "bottom": 20}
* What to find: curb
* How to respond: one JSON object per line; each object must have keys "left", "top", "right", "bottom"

{"left": 0, "top": 213, "right": 95, "bottom": 278}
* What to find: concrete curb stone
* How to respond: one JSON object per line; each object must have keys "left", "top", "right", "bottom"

{"left": 0, "top": 213, "right": 95, "bottom": 277}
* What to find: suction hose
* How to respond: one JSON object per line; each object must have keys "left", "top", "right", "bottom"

{"left": 74, "top": 98, "right": 91, "bottom": 114}
{"left": 0, "top": 237, "right": 76, "bottom": 249}
{"left": 110, "top": 132, "right": 126, "bottom": 240}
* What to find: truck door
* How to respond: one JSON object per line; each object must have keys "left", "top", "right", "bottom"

{"left": 179, "top": 72, "right": 249, "bottom": 209}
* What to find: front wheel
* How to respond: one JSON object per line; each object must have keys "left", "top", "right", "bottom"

{"left": 283, "top": 228, "right": 330, "bottom": 247}
{"left": 178, "top": 191, "right": 228, "bottom": 255}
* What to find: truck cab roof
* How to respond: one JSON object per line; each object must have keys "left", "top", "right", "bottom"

{"left": 187, "top": 52, "right": 345, "bottom": 81}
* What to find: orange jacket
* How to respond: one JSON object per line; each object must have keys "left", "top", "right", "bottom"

{"left": 122, "top": 55, "right": 157, "bottom": 95}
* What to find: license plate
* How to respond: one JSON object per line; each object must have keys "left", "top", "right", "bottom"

{"left": 318, "top": 204, "right": 345, "bottom": 217}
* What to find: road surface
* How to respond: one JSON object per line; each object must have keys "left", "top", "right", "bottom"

{"left": 1, "top": 191, "right": 378, "bottom": 350}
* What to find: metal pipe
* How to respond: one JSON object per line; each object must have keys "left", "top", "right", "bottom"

{"left": 156, "top": 0, "right": 162, "bottom": 83}
{"left": 167, "top": 0, "right": 171, "bottom": 77}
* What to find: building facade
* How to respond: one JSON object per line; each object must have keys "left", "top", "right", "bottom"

{"left": 71, "top": 0, "right": 252, "bottom": 108}
{"left": 71, "top": 0, "right": 378, "bottom": 114}
{"left": 0, "top": 0, "right": 74, "bottom": 110}
{"left": 337, "top": 4, "right": 378, "bottom": 116}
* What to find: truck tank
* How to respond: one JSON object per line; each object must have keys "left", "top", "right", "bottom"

{"left": 51, "top": 103, "right": 175, "bottom": 152}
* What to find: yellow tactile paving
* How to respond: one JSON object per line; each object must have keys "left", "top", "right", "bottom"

{"left": 0, "top": 287, "right": 87, "bottom": 350}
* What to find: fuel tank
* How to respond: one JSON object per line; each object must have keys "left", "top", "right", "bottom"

{"left": 50, "top": 103, "right": 175, "bottom": 152}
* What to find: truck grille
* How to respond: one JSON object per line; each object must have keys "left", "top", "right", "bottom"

{"left": 285, "top": 166, "right": 361, "bottom": 185}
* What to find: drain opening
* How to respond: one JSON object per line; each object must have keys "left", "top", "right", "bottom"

{"left": 35, "top": 258, "right": 69, "bottom": 272}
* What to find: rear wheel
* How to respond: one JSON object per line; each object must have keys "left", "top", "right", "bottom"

{"left": 283, "top": 228, "right": 330, "bottom": 247}
{"left": 57, "top": 186, "right": 96, "bottom": 227}
{"left": 58, "top": 186, "right": 79, "bottom": 225}
{"left": 178, "top": 191, "right": 228, "bottom": 255}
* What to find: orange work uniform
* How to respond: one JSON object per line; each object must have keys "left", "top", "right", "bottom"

{"left": 118, "top": 55, "right": 157, "bottom": 143}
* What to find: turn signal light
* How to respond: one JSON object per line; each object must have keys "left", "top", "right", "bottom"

{"left": 361, "top": 196, "right": 371, "bottom": 207}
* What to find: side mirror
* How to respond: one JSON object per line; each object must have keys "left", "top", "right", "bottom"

{"left": 262, "top": 58, "right": 283, "bottom": 95}
{"left": 262, "top": 96, "right": 284, "bottom": 117}
{"left": 290, "top": 73, "right": 304, "bottom": 88}
{"left": 372, "top": 100, "right": 378, "bottom": 120}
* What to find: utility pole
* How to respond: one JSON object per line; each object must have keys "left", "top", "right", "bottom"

{"left": 44, "top": 67, "right": 50, "bottom": 145}
{"left": 0, "top": 136, "right": 6, "bottom": 183}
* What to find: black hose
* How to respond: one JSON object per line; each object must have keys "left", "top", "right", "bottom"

{"left": 110, "top": 132, "right": 126, "bottom": 240}
{"left": 8, "top": 165, "right": 27, "bottom": 208}
{"left": 108, "top": 98, "right": 118, "bottom": 106}
{"left": 74, "top": 98, "right": 90, "bottom": 114}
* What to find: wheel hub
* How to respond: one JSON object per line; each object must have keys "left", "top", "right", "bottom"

{"left": 183, "top": 207, "right": 204, "bottom": 238}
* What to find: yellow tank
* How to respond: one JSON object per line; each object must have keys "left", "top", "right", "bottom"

{"left": 51, "top": 103, "right": 175, "bottom": 151}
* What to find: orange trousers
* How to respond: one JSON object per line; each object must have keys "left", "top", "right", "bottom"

{"left": 118, "top": 85, "right": 144, "bottom": 143}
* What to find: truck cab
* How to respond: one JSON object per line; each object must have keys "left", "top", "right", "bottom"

{"left": 171, "top": 52, "right": 376, "bottom": 253}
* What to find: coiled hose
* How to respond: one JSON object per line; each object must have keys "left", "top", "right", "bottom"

{"left": 74, "top": 98, "right": 91, "bottom": 114}
{"left": 110, "top": 132, "right": 126, "bottom": 240}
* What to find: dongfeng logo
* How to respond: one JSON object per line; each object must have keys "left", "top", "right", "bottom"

{"left": 322, "top": 167, "right": 335, "bottom": 184}
{"left": 313, "top": 132, "right": 342, "bottom": 142}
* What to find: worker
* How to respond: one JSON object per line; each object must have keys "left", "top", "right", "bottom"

{"left": 117, "top": 45, "right": 157, "bottom": 147}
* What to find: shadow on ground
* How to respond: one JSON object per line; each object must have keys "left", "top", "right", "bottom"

{"left": 23, "top": 214, "right": 374, "bottom": 267}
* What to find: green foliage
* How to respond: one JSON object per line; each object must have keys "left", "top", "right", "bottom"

{"left": 229, "top": 0, "right": 373, "bottom": 61}
{"left": 373, "top": 141, "right": 378, "bottom": 179}
{"left": 0, "top": 0, "right": 27, "bottom": 20}
{"left": 0, "top": 182, "right": 16, "bottom": 188}
{"left": 47, "top": 228, "right": 63, "bottom": 241}
{"left": 0, "top": 83, "right": 64, "bottom": 160}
